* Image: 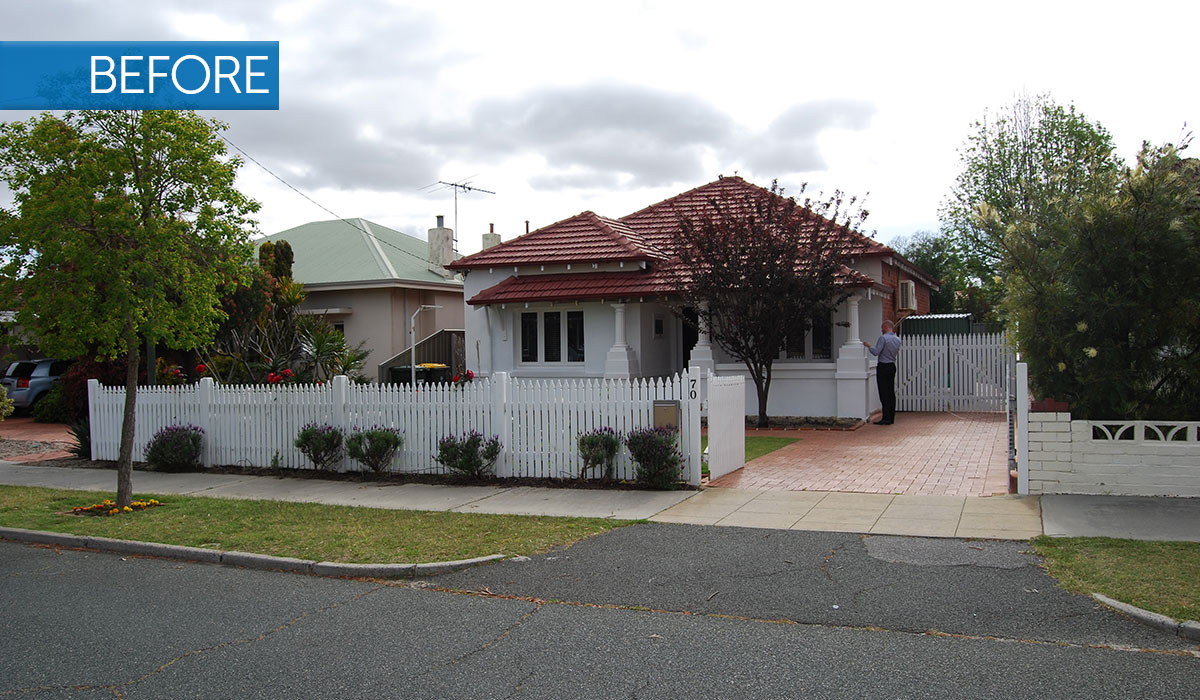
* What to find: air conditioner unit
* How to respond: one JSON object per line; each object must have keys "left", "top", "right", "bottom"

{"left": 898, "top": 280, "right": 917, "bottom": 311}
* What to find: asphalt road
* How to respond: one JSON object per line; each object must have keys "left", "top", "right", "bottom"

{"left": 2, "top": 525, "right": 1197, "bottom": 699}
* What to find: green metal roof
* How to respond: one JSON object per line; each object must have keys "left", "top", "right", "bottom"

{"left": 258, "top": 218, "right": 462, "bottom": 287}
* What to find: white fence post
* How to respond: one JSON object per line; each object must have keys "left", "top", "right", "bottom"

{"left": 197, "top": 377, "right": 214, "bottom": 469}
{"left": 87, "top": 378, "right": 100, "bottom": 459}
{"left": 493, "top": 372, "right": 511, "bottom": 478}
{"left": 686, "top": 367, "right": 702, "bottom": 486}
{"left": 1016, "top": 362, "right": 1029, "bottom": 495}
{"left": 332, "top": 375, "right": 349, "bottom": 472}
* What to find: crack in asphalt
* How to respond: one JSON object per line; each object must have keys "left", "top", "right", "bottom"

{"left": 418, "top": 584, "right": 1200, "bottom": 659}
{"left": 502, "top": 668, "right": 537, "bottom": 700}
{"left": 0, "top": 585, "right": 387, "bottom": 698}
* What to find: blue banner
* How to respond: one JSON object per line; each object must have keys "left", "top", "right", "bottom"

{"left": 0, "top": 41, "right": 279, "bottom": 110}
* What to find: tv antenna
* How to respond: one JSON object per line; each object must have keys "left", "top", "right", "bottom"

{"left": 420, "top": 177, "right": 496, "bottom": 246}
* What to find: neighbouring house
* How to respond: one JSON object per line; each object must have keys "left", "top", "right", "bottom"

{"left": 258, "top": 217, "right": 465, "bottom": 382}
{"left": 448, "top": 176, "right": 937, "bottom": 419}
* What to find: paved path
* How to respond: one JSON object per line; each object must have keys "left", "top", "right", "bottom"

{"left": 713, "top": 412, "right": 1010, "bottom": 496}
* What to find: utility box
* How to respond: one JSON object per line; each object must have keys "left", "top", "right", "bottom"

{"left": 653, "top": 400, "right": 680, "bottom": 429}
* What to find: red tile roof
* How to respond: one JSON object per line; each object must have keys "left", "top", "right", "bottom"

{"left": 447, "top": 211, "right": 659, "bottom": 269}
{"left": 453, "top": 176, "right": 926, "bottom": 305}
{"left": 618, "top": 176, "right": 893, "bottom": 259}
{"left": 467, "top": 270, "right": 677, "bottom": 305}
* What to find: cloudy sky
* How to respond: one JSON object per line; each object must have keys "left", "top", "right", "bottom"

{"left": 3, "top": 0, "right": 1197, "bottom": 253}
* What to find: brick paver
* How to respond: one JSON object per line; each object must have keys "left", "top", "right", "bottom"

{"left": 710, "top": 412, "right": 1011, "bottom": 496}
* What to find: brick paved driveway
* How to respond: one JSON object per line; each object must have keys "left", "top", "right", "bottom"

{"left": 709, "top": 412, "right": 1011, "bottom": 496}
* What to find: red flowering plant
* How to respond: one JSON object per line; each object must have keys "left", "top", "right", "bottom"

{"left": 452, "top": 369, "right": 475, "bottom": 387}
{"left": 266, "top": 368, "right": 296, "bottom": 385}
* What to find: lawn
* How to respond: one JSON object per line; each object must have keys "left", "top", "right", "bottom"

{"left": 0, "top": 485, "right": 631, "bottom": 564}
{"left": 702, "top": 435, "right": 798, "bottom": 464}
{"left": 1032, "top": 536, "right": 1200, "bottom": 622}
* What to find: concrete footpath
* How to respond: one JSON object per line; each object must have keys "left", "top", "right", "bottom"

{"left": 2, "top": 460, "right": 1198, "bottom": 542}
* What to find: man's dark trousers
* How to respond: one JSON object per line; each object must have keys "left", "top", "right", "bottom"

{"left": 877, "top": 361, "right": 896, "bottom": 424}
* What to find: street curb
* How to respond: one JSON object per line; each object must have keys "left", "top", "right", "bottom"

{"left": 1092, "top": 593, "right": 1200, "bottom": 642}
{"left": 0, "top": 527, "right": 507, "bottom": 579}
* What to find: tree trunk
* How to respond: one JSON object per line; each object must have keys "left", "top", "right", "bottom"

{"left": 747, "top": 361, "right": 772, "bottom": 429}
{"left": 115, "top": 327, "right": 140, "bottom": 508}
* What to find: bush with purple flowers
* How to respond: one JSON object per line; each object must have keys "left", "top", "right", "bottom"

{"left": 145, "top": 425, "right": 204, "bottom": 472}
{"left": 624, "top": 425, "right": 683, "bottom": 489}
{"left": 435, "top": 430, "right": 501, "bottom": 479}
{"left": 346, "top": 427, "right": 404, "bottom": 473}
{"left": 295, "top": 423, "right": 345, "bottom": 470}
{"left": 578, "top": 426, "right": 621, "bottom": 481}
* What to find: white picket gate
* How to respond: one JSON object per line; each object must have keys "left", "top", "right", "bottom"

{"left": 896, "top": 332, "right": 1013, "bottom": 412}
{"left": 705, "top": 374, "right": 746, "bottom": 480}
{"left": 88, "top": 371, "right": 704, "bottom": 485}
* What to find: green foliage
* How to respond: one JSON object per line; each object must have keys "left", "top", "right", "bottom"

{"left": 298, "top": 315, "right": 370, "bottom": 383}
{"left": 624, "top": 426, "right": 683, "bottom": 489}
{"left": 346, "top": 427, "right": 404, "bottom": 474}
{"left": 294, "top": 423, "right": 345, "bottom": 471}
{"left": 941, "top": 94, "right": 1121, "bottom": 327}
{"left": 31, "top": 382, "right": 70, "bottom": 423}
{"left": 577, "top": 427, "right": 621, "bottom": 481}
{"left": 0, "top": 385, "right": 13, "bottom": 422}
{"left": 993, "top": 142, "right": 1200, "bottom": 419}
{"left": 674, "top": 181, "right": 865, "bottom": 427}
{"left": 68, "top": 419, "right": 90, "bottom": 459}
{"left": 0, "top": 110, "right": 259, "bottom": 506}
{"left": 144, "top": 425, "right": 204, "bottom": 472}
{"left": 890, "top": 230, "right": 993, "bottom": 320}
{"left": 435, "top": 430, "right": 501, "bottom": 479}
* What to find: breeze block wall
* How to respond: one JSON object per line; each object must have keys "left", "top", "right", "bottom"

{"left": 1027, "top": 401, "right": 1200, "bottom": 497}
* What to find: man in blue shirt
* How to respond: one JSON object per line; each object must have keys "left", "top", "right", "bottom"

{"left": 864, "top": 320, "right": 901, "bottom": 425}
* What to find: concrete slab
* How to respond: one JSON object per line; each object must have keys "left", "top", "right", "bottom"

{"left": 451, "top": 486, "right": 693, "bottom": 520}
{"left": 870, "top": 519, "right": 960, "bottom": 538}
{"left": 0, "top": 463, "right": 116, "bottom": 491}
{"left": 1041, "top": 495, "right": 1200, "bottom": 542}
{"left": 714, "top": 511, "right": 802, "bottom": 529}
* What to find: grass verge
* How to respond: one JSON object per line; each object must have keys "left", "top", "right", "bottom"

{"left": 0, "top": 485, "right": 631, "bottom": 564}
{"left": 1031, "top": 535, "right": 1200, "bottom": 622}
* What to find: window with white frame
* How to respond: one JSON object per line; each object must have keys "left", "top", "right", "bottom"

{"left": 782, "top": 313, "right": 833, "bottom": 360}
{"left": 520, "top": 310, "right": 584, "bottom": 363}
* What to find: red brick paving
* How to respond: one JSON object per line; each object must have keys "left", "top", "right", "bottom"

{"left": 710, "top": 412, "right": 1011, "bottom": 496}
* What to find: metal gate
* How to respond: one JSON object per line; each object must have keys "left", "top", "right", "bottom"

{"left": 896, "top": 332, "right": 1013, "bottom": 412}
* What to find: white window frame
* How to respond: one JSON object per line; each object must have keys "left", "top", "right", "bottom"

{"left": 780, "top": 312, "right": 834, "bottom": 362}
{"left": 518, "top": 309, "right": 585, "bottom": 365}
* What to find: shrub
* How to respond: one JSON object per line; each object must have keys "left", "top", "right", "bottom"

{"left": 294, "top": 423, "right": 344, "bottom": 470}
{"left": 68, "top": 418, "right": 90, "bottom": 459}
{"left": 578, "top": 427, "right": 621, "bottom": 481}
{"left": 32, "top": 382, "right": 70, "bottom": 423}
{"left": 0, "top": 385, "right": 13, "bottom": 423}
{"left": 346, "top": 427, "right": 404, "bottom": 473}
{"left": 434, "top": 430, "right": 501, "bottom": 479}
{"left": 624, "top": 426, "right": 683, "bottom": 489}
{"left": 144, "top": 425, "right": 204, "bottom": 472}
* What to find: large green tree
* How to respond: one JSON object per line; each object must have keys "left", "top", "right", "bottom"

{"left": 0, "top": 110, "right": 258, "bottom": 505}
{"left": 985, "top": 142, "right": 1200, "bottom": 419}
{"left": 941, "top": 94, "right": 1121, "bottom": 326}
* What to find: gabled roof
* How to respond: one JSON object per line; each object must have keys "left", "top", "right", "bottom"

{"left": 447, "top": 211, "right": 659, "bottom": 269}
{"left": 618, "top": 176, "right": 893, "bottom": 259}
{"left": 259, "top": 218, "right": 461, "bottom": 288}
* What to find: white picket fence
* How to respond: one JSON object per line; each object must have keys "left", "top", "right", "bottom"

{"left": 896, "top": 332, "right": 1013, "bottom": 412}
{"left": 88, "top": 370, "right": 703, "bottom": 485}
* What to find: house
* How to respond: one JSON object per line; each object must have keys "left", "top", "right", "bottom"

{"left": 258, "top": 217, "right": 465, "bottom": 382}
{"left": 447, "top": 177, "right": 936, "bottom": 419}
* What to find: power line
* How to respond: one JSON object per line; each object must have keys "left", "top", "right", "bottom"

{"left": 219, "top": 134, "right": 444, "bottom": 270}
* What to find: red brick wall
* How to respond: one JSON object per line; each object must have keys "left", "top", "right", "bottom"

{"left": 881, "top": 261, "right": 932, "bottom": 321}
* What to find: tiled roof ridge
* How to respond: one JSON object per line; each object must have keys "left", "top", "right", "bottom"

{"left": 580, "top": 211, "right": 659, "bottom": 259}
{"left": 619, "top": 175, "right": 893, "bottom": 259}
